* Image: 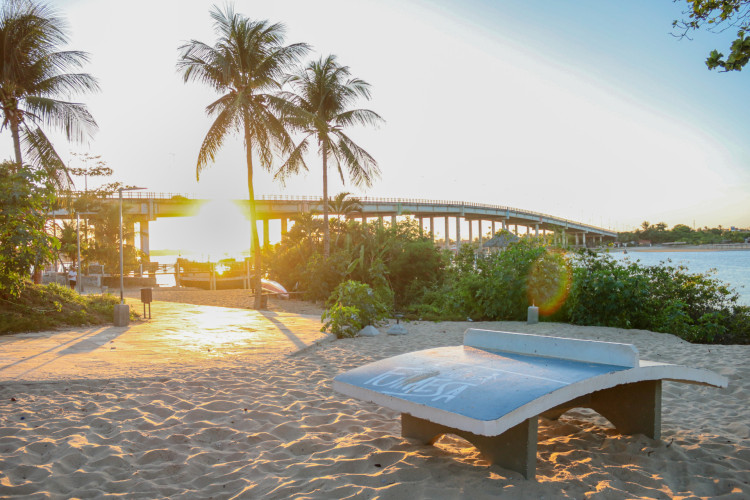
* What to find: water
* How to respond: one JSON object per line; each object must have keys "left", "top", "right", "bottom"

{"left": 149, "top": 249, "right": 750, "bottom": 306}
{"left": 610, "top": 250, "right": 750, "bottom": 306}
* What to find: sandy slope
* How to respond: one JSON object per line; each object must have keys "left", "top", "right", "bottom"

{"left": 0, "top": 293, "right": 748, "bottom": 499}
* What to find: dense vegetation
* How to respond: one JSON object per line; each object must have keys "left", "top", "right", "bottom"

{"left": 618, "top": 222, "right": 749, "bottom": 246}
{"left": 0, "top": 281, "right": 123, "bottom": 334}
{"left": 266, "top": 216, "right": 750, "bottom": 344}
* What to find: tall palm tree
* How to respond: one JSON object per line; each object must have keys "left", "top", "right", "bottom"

{"left": 0, "top": 0, "right": 99, "bottom": 188}
{"left": 177, "top": 5, "right": 308, "bottom": 308}
{"left": 277, "top": 55, "right": 383, "bottom": 257}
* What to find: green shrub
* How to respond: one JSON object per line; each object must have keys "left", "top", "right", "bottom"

{"left": 321, "top": 304, "right": 361, "bottom": 338}
{"left": 321, "top": 280, "right": 390, "bottom": 338}
{"left": 566, "top": 251, "right": 747, "bottom": 343}
{"left": 0, "top": 281, "right": 121, "bottom": 334}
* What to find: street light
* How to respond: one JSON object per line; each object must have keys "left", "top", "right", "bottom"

{"left": 119, "top": 186, "right": 147, "bottom": 304}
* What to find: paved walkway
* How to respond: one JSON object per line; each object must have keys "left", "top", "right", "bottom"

{"left": 0, "top": 299, "right": 329, "bottom": 382}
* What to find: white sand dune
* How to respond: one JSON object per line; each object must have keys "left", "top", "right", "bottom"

{"left": 0, "top": 296, "right": 748, "bottom": 498}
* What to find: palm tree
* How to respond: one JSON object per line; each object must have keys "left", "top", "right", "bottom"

{"left": 177, "top": 5, "right": 308, "bottom": 308}
{"left": 328, "top": 191, "right": 363, "bottom": 220}
{"left": 277, "top": 55, "right": 383, "bottom": 257}
{"left": 0, "top": 0, "right": 99, "bottom": 188}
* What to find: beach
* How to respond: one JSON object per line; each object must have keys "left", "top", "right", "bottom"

{"left": 0, "top": 290, "right": 748, "bottom": 499}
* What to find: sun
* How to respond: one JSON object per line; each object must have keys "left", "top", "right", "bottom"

{"left": 181, "top": 199, "right": 251, "bottom": 261}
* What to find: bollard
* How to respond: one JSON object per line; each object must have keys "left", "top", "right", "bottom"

{"left": 114, "top": 304, "right": 130, "bottom": 326}
{"left": 527, "top": 305, "right": 539, "bottom": 325}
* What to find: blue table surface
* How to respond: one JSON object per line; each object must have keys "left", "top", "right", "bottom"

{"left": 334, "top": 346, "right": 630, "bottom": 421}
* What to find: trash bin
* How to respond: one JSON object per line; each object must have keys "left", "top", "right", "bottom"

{"left": 140, "top": 287, "right": 153, "bottom": 319}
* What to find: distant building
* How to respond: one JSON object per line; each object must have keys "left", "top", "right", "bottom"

{"left": 483, "top": 232, "right": 521, "bottom": 253}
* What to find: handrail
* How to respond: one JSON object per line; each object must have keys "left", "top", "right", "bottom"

{"left": 62, "top": 191, "right": 614, "bottom": 233}
{"left": 66, "top": 191, "right": 196, "bottom": 200}
{"left": 257, "top": 195, "right": 614, "bottom": 233}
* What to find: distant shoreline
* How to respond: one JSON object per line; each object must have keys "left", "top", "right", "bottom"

{"left": 610, "top": 244, "right": 750, "bottom": 253}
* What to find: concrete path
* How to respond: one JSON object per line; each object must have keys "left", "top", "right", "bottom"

{"left": 0, "top": 299, "right": 329, "bottom": 382}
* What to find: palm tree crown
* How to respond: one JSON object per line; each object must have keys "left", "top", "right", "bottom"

{"left": 0, "top": 0, "right": 99, "bottom": 188}
{"left": 177, "top": 6, "right": 308, "bottom": 179}
{"left": 278, "top": 54, "right": 383, "bottom": 256}
{"left": 177, "top": 5, "right": 308, "bottom": 308}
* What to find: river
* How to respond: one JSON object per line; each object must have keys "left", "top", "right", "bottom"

{"left": 610, "top": 250, "right": 750, "bottom": 306}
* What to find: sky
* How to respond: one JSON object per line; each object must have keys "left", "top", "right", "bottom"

{"left": 2, "top": 0, "right": 749, "bottom": 254}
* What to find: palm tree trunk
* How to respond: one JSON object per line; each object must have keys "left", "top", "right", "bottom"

{"left": 9, "top": 113, "right": 22, "bottom": 172}
{"left": 243, "top": 119, "right": 263, "bottom": 309}
{"left": 322, "top": 140, "right": 330, "bottom": 257}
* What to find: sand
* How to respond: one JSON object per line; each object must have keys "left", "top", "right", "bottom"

{"left": 0, "top": 290, "right": 748, "bottom": 499}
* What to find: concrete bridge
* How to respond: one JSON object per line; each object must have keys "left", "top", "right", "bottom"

{"left": 51, "top": 192, "right": 617, "bottom": 259}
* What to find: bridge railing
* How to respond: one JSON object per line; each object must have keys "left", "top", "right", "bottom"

{"left": 63, "top": 191, "right": 613, "bottom": 233}
{"left": 258, "top": 194, "right": 614, "bottom": 233}
{"left": 67, "top": 191, "right": 196, "bottom": 200}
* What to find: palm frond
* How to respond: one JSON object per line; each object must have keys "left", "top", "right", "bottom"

{"left": 23, "top": 96, "right": 97, "bottom": 142}
{"left": 21, "top": 125, "right": 71, "bottom": 190}
{"left": 335, "top": 108, "right": 384, "bottom": 129}
{"left": 33, "top": 72, "right": 100, "bottom": 97}
{"left": 196, "top": 98, "right": 240, "bottom": 178}
{"left": 332, "top": 130, "right": 380, "bottom": 188}
{"left": 274, "top": 133, "right": 311, "bottom": 183}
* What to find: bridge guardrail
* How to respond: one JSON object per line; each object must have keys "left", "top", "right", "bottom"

{"left": 62, "top": 192, "right": 614, "bottom": 234}
{"left": 258, "top": 195, "right": 614, "bottom": 234}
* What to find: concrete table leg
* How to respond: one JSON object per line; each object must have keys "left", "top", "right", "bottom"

{"left": 401, "top": 413, "right": 538, "bottom": 479}
{"left": 540, "top": 380, "right": 662, "bottom": 440}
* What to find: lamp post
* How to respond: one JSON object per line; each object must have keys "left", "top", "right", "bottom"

{"left": 118, "top": 186, "right": 147, "bottom": 304}
{"left": 76, "top": 211, "right": 81, "bottom": 293}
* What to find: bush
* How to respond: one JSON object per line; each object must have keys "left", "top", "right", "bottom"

{"left": 321, "top": 280, "right": 390, "bottom": 338}
{"left": 566, "top": 251, "right": 748, "bottom": 343}
{"left": 0, "top": 281, "right": 122, "bottom": 334}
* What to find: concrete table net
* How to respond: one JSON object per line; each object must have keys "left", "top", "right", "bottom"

{"left": 333, "top": 329, "right": 728, "bottom": 479}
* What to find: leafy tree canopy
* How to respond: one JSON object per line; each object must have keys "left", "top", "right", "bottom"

{"left": 0, "top": 161, "right": 58, "bottom": 297}
{"left": 674, "top": 0, "right": 750, "bottom": 71}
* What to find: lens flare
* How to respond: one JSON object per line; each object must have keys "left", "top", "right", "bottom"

{"left": 527, "top": 250, "right": 572, "bottom": 316}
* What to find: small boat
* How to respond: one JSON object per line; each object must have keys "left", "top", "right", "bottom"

{"left": 262, "top": 279, "right": 289, "bottom": 299}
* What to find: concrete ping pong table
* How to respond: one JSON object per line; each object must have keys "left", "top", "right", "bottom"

{"left": 333, "top": 329, "right": 728, "bottom": 479}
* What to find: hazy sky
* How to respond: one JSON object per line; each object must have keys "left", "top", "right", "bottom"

{"left": 3, "top": 0, "right": 749, "bottom": 237}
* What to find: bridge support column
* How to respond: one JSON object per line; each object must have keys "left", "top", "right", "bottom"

{"left": 562, "top": 229, "right": 567, "bottom": 247}
{"left": 503, "top": 219, "right": 507, "bottom": 231}
{"left": 445, "top": 217, "right": 450, "bottom": 249}
{"left": 391, "top": 215, "right": 397, "bottom": 227}
{"left": 468, "top": 219, "right": 473, "bottom": 243}
{"left": 140, "top": 221, "right": 150, "bottom": 262}
{"left": 582, "top": 232, "right": 586, "bottom": 247}
{"left": 281, "top": 218, "right": 288, "bottom": 236}
{"left": 599, "top": 235, "right": 602, "bottom": 246}
{"left": 535, "top": 224, "right": 539, "bottom": 237}
{"left": 478, "top": 220, "right": 483, "bottom": 247}
{"left": 126, "top": 223, "right": 135, "bottom": 248}
{"left": 378, "top": 215, "right": 384, "bottom": 226}
{"left": 575, "top": 233, "right": 580, "bottom": 246}
{"left": 418, "top": 217, "right": 423, "bottom": 237}
{"left": 456, "top": 217, "right": 461, "bottom": 250}
{"left": 513, "top": 225, "right": 518, "bottom": 236}
{"left": 429, "top": 217, "right": 434, "bottom": 241}
{"left": 263, "top": 219, "right": 270, "bottom": 248}
{"left": 492, "top": 220, "right": 496, "bottom": 236}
